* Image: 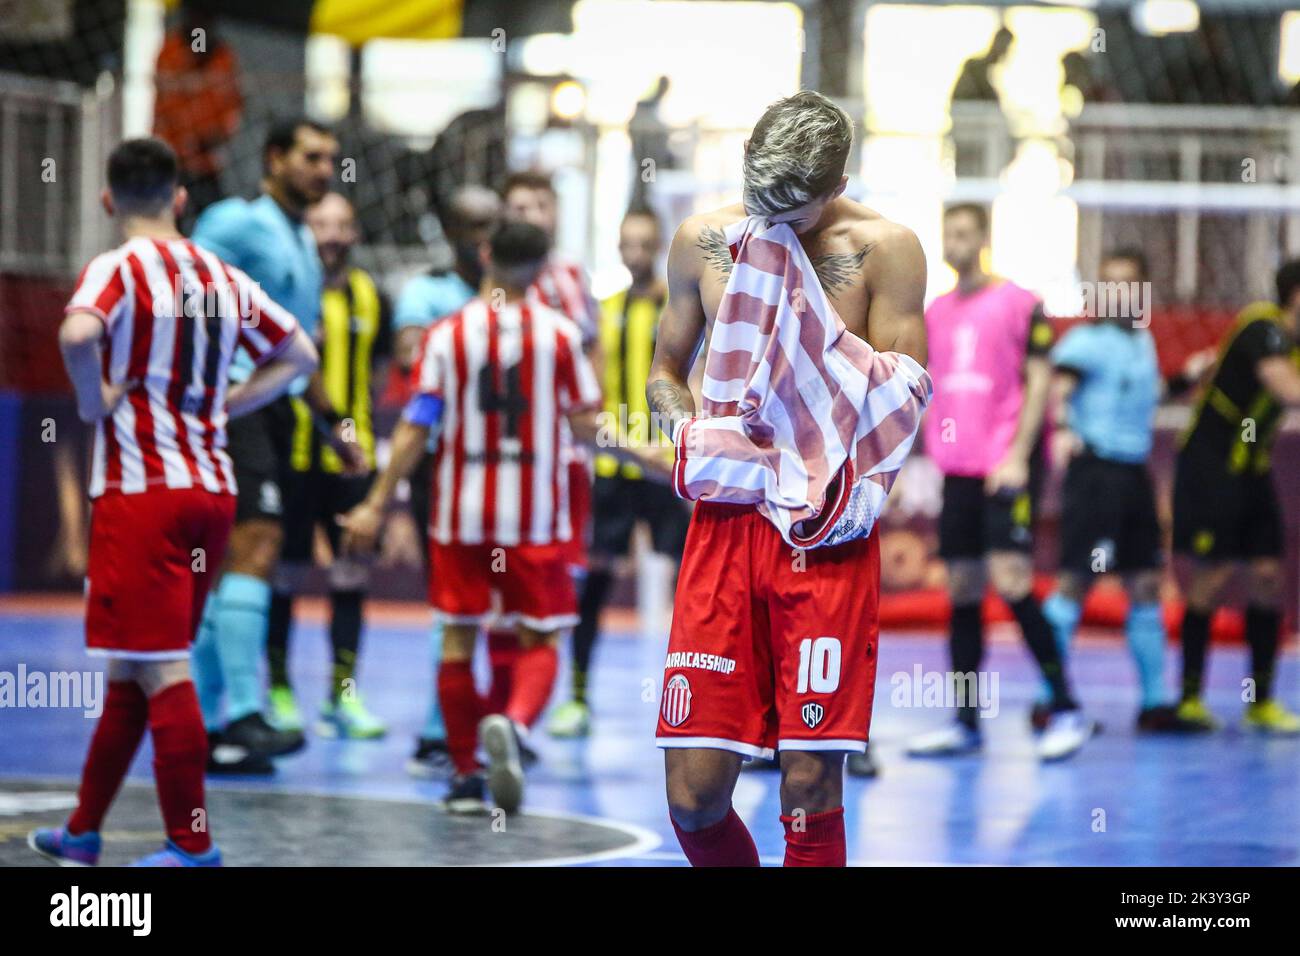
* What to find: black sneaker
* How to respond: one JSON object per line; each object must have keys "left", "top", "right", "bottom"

{"left": 846, "top": 745, "right": 880, "bottom": 778}
{"left": 224, "top": 712, "right": 305, "bottom": 758}
{"left": 1136, "top": 704, "right": 1204, "bottom": 734}
{"left": 206, "top": 731, "right": 275, "bottom": 776}
{"left": 442, "top": 773, "right": 489, "bottom": 815}
{"left": 406, "top": 737, "right": 454, "bottom": 779}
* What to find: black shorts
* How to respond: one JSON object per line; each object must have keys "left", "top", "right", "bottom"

{"left": 1172, "top": 447, "right": 1281, "bottom": 561}
{"left": 281, "top": 468, "right": 374, "bottom": 563}
{"left": 591, "top": 474, "right": 692, "bottom": 559}
{"left": 938, "top": 474, "right": 1037, "bottom": 560}
{"left": 226, "top": 395, "right": 296, "bottom": 524}
{"left": 1059, "top": 451, "right": 1162, "bottom": 576}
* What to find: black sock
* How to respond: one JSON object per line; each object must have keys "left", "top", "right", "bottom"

{"left": 1244, "top": 605, "right": 1280, "bottom": 703}
{"left": 1009, "top": 595, "right": 1076, "bottom": 712}
{"left": 572, "top": 569, "right": 613, "bottom": 704}
{"left": 267, "top": 590, "right": 293, "bottom": 689}
{"left": 329, "top": 589, "right": 364, "bottom": 699}
{"left": 1179, "top": 608, "right": 1211, "bottom": 701}
{"left": 949, "top": 602, "right": 984, "bottom": 729}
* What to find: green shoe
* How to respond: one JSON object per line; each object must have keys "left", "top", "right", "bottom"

{"left": 1174, "top": 696, "right": 1220, "bottom": 733}
{"left": 1243, "top": 699, "right": 1300, "bottom": 736}
{"left": 546, "top": 699, "right": 591, "bottom": 738}
{"left": 317, "top": 694, "right": 387, "bottom": 740}
{"left": 267, "top": 685, "right": 303, "bottom": 733}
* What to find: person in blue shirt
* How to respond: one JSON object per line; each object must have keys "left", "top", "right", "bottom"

{"left": 1042, "top": 248, "right": 1197, "bottom": 733}
{"left": 188, "top": 116, "right": 361, "bottom": 773}
{"left": 391, "top": 185, "right": 501, "bottom": 779}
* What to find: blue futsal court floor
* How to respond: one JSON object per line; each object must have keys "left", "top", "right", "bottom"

{"left": 2, "top": 600, "right": 1298, "bottom": 866}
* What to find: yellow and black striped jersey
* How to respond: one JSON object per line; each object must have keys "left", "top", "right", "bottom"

{"left": 290, "top": 267, "right": 388, "bottom": 473}
{"left": 1180, "top": 301, "right": 1299, "bottom": 474}
{"left": 595, "top": 285, "right": 666, "bottom": 480}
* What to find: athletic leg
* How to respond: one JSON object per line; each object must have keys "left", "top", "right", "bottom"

{"left": 665, "top": 748, "right": 757, "bottom": 866}
{"left": 779, "top": 751, "right": 847, "bottom": 867}
{"left": 65, "top": 658, "right": 149, "bottom": 839}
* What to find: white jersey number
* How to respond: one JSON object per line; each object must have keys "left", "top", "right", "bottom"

{"left": 796, "top": 637, "right": 842, "bottom": 694}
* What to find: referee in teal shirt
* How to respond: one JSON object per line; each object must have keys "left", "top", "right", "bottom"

{"left": 1040, "top": 248, "right": 1195, "bottom": 733}
{"left": 189, "top": 117, "right": 361, "bottom": 772}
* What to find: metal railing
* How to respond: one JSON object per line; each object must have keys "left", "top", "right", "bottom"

{"left": 0, "top": 70, "right": 118, "bottom": 279}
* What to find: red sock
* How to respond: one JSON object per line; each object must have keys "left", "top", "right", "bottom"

{"left": 67, "top": 681, "right": 148, "bottom": 835}
{"left": 485, "top": 630, "right": 521, "bottom": 713}
{"left": 438, "top": 660, "right": 485, "bottom": 774}
{"left": 503, "top": 642, "right": 558, "bottom": 729}
{"left": 781, "top": 806, "right": 846, "bottom": 867}
{"left": 148, "top": 681, "right": 211, "bottom": 855}
{"left": 672, "top": 807, "right": 760, "bottom": 867}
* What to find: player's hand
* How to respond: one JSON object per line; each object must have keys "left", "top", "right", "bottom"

{"left": 80, "top": 378, "right": 138, "bottom": 423}
{"left": 1181, "top": 348, "right": 1216, "bottom": 384}
{"left": 1050, "top": 428, "right": 1083, "bottom": 469}
{"left": 985, "top": 453, "right": 1029, "bottom": 495}
{"left": 338, "top": 500, "right": 384, "bottom": 555}
{"left": 329, "top": 423, "right": 369, "bottom": 476}
{"left": 634, "top": 444, "right": 675, "bottom": 485}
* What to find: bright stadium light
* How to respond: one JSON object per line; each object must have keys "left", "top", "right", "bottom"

{"left": 1131, "top": 0, "right": 1200, "bottom": 37}
{"left": 550, "top": 80, "right": 587, "bottom": 122}
{"left": 1280, "top": 11, "right": 1300, "bottom": 85}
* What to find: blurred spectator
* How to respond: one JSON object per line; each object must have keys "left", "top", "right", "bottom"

{"left": 629, "top": 75, "right": 674, "bottom": 205}
{"left": 153, "top": 8, "right": 242, "bottom": 229}
{"left": 952, "top": 26, "right": 1012, "bottom": 103}
{"left": 951, "top": 27, "right": 1015, "bottom": 177}
{"left": 1061, "top": 50, "right": 1116, "bottom": 109}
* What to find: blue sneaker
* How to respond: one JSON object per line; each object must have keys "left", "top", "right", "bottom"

{"left": 28, "top": 826, "right": 101, "bottom": 866}
{"left": 129, "top": 841, "right": 222, "bottom": 867}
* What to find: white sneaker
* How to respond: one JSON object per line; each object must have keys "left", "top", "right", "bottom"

{"left": 1037, "top": 709, "right": 1096, "bottom": 762}
{"left": 479, "top": 715, "right": 525, "bottom": 814}
{"left": 906, "top": 722, "right": 982, "bottom": 757}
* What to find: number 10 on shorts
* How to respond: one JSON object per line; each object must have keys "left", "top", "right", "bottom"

{"left": 796, "top": 637, "right": 841, "bottom": 694}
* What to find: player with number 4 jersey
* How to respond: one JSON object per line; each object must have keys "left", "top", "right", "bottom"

{"left": 338, "top": 222, "right": 666, "bottom": 816}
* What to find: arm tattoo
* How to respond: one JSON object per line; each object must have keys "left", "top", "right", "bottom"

{"left": 697, "top": 226, "right": 733, "bottom": 277}
{"left": 811, "top": 243, "right": 875, "bottom": 293}
{"left": 647, "top": 378, "right": 694, "bottom": 440}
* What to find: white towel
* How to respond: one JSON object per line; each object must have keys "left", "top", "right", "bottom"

{"left": 672, "top": 216, "right": 932, "bottom": 549}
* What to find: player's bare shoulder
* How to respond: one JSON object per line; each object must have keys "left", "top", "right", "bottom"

{"left": 669, "top": 203, "right": 745, "bottom": 283}
{"left": 815, "top": 199, "right": 923, "bottom": 296}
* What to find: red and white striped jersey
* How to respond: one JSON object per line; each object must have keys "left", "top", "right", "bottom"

{"left": 413, "top": 297, "right": 602, "bottom": 546}
{"left": 66, "top": 236, "right": 299, "bottom": 498}
{"left": 529, "top": 256, "right": 599, "bottom": 345}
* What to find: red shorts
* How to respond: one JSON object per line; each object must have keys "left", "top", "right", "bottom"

{"left": 563, "top": 459, "right": 591, "bottom": 571}
{"left": 429, "top": 540, "right": 578, "bottom": 631}
{"left": 656, "top": 501, "right": 880, "bottom": 758}
{"left": 86, "top": 488, "right": 235, "bottom": 659}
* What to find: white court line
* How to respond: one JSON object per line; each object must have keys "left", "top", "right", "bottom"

{"left": 0, "top": 776, "right": 662, "bottom": 868}
{"left": 629, "top": 850, "right": 994, "bottom": 867}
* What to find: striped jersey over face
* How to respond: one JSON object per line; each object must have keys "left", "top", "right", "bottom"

{"left": 412, "top": 297, "right": 602, "bottom": 547}
{"left": 66, "top": 237, "right": 299, "bottom": 498}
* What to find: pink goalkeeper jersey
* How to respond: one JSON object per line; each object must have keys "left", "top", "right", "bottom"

{"left": 922, "top": 278, "right": 1044, "bottom": 478}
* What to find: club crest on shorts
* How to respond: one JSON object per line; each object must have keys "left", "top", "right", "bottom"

{"left": 801, "top": 701, "right": 825, "bottom": 730}
{"left": 662, "top": 674, "right": 692, "bottom": 727}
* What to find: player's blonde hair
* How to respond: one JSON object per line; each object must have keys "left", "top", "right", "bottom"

{"left": 742, "top": 91, "right": 853, "bottom": 218}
